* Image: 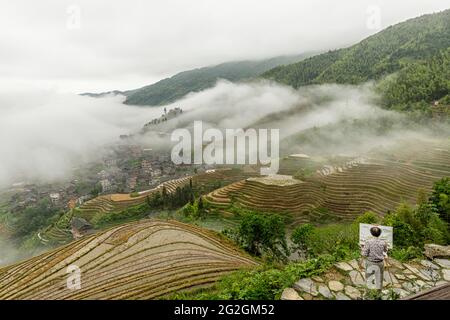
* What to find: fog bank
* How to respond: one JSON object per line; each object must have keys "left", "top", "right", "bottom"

{"left": 0, "top": 89, "right": 164, "bottom": 187}
{"left": 0, "top": 80, "right": 443, "bottom": 188}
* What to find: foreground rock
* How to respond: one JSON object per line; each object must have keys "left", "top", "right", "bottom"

{"left": 293, "top": 278, "right": 318, "bottom": 296}
{"left": 328, "top": 280, "right": 344, "bottom": 292}
{"left": 424, "top": 244, "right": 450, "bottom": 259}
{"left": 435, "top": 258, "right": 450, "bottom": 269}
{"left": 281, "top": 288, "right": 303, "bottom": 300}
{"left": 284, "top": 257, "right": 450, "bottom": 300}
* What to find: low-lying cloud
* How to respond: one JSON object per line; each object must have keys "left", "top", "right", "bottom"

{"left": 0, "top": 89, "right": 165, "bottom": 187}
{"left": 0, "top": 80, "right": 443, "bottom": 188}
{"left": 144, "top": 80, "right": 432, "bottom": 157}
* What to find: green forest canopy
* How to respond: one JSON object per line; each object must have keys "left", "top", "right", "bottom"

{"left": 263, "top": 9, "right": 450, "bottom": 113}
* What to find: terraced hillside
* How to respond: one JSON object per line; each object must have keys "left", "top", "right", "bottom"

{"left": 205, "top": 140, "right": 450, "bottom": 224}
{"left": 76, "top": 168, "right": 256, "bottom": 222}
{"left": 75, "top": 176, "right": 192, "bottom": 222}
{"left": 39, "top": 169, "right": 257, "bottom": 245}
{"left": 0, "top": 220, "right": 257, "bottom": 300}
{"left": 38, "top": 210, "right": 74, "bottom": 245}
{"left": 192, "top": 167, "right": 259, "bottom": 186}
{"left": 38, "top": 176, "right": 194, "bottom": 245}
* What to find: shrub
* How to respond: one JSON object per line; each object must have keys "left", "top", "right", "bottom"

{"left": 93, "top": 203, "right": 149, "bottom": 227}
{"left": 291, "top": 224, "right": 314, "bottom": 257}
{"left": 383, "top": 201, "right": 450, "bottom": 252}
{"left": 354, "top": 211, "right": 379, "bottom": 225}
{"left": 236, "top": 212, "right": 289, "bottom": 261}
{"left": 189, "top": 255, "right": 336, "bottom": 300}
{"left": 430, "top": 177, "right": 450, "bottom": 225}
{"left": 181, "top": 197, "right": 207, "bottom": 220}
{"left": 383, "top": 211, "right": 417, "bottom": 247}
{"left": 304, "top": 224, "right": 359, "bottom": 259}
{"left": 11, "top": 199, "right": 61, "bottom": 239}
{"left": 390, "top": 246, "right": 422, "bottom": 262}
{"left": 293, "top": 168, "right": 314, "bottom": 181}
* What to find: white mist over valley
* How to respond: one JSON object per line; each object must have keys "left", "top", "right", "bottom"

{"left": 0, "top": 80, "right": 439, "bottom": 188}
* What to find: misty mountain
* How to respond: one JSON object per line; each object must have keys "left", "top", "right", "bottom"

{"left": 83, "top": 54, "right": 314, "bottom": 106}
{"left": 263, "top": 9, "right": 450, "bottom": 86}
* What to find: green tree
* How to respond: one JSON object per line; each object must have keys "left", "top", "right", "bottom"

{"left": 291, "top": 224, "right": 314, "bottom": 258}
{"left": 12, "top": 199, "right": 60, "bottom": 239}
{"left": 354, "top": 211, "right": 379, "bottom": 225}
{"left": 430, "top": 177, "right": 450, "bottom": 225}
{"left": 198, "top": 196, "right": 204, "bottom": 211}
{"left": 236, "top": 212, "right": 289, "bottom": 261}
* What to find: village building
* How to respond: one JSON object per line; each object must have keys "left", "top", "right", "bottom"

{"left": 152, "top": 168, "right": 162, "bottom": 177}
{"left": 126, "top": 176, "right": 138, "bottom": 190}
{"left": 104, "top": 158, "right": 117, "bottom": 167}
{"left": 141, "top": 160, "right": 153, "bottom": 175}
{"left": 100, "top": 179, "right": 112, "bottom": 193}
{"left": 71, "top": 217, "right": 94, "bottom": 240}
{"left": 97, "top": 170, "right": 109, "bottom": 180}
{"left": 49, "top": 192, "right": 60, "bottom": 205}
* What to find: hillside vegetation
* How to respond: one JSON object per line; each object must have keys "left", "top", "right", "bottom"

{"left": 377, "top": 48, "right": 450, "bottom": 112}
{"left": 263, "top": 9, "right": 450, "bottom": 112}
{"left": 85, "top": 54, "right": 312, "bottom": 106}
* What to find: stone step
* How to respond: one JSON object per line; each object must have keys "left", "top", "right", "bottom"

{"left": 286, "top": 257, "right": 450, "bottom": 301}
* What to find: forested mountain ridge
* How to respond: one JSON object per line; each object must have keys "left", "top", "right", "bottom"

{"left": 377, "top": 47, "right": 450, "bottom": 112}
{"left": 85, "top": 54, "right": 313, "bottom": 106}
{"left": 263, "top": 9, "right": 450, "bottom": 87}
{"left": 82, "top": 10, "right": 450, "bottom": 112}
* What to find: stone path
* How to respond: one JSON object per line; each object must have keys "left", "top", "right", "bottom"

{"left": 281, "top": 258, "right": 450, "bottom": 300}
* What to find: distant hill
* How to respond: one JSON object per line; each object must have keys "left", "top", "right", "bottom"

{"left": 82, "top": 54, "right": 314, "bottom": 106}
{"left": 262, "top": 9, "right": 450, "bottom": 114}
{"left": 263, "top": 9, "right": 450, "bottom": 87}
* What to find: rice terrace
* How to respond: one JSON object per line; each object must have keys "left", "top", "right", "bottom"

{"left": 0, "top": 1, "right": 449, "bottom": 308}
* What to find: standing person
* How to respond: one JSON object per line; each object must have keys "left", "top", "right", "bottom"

{"left": 361, "top": 226, "right": 388, "bottom": 290}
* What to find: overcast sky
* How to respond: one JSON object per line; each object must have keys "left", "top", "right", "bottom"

{"left": 0, "top": 0, "right": 448, "bottom": 93}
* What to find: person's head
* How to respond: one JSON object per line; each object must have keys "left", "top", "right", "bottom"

{"left": 370, "top": 226, "right": 382, "bottom": 237}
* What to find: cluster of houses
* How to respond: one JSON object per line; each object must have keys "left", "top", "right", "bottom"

{"left": 6, "top": 129, "right": 194, "bottom": 217}
{"left": 94, "top": 145, "right": 181, "bottom": 194}
{"left": 8, "top": 180, "right": 80, "bottom": 212}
